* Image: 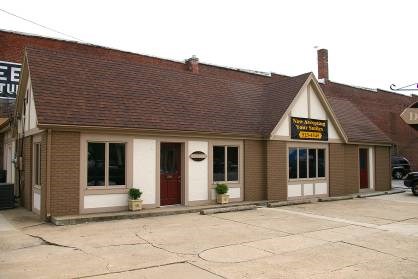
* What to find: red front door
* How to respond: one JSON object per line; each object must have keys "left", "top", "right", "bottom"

{"left": 359, "top": 148, "right": 369, "bottom": 189}
{"left": 160, "top": 143, "right": 182, "bottom": 206}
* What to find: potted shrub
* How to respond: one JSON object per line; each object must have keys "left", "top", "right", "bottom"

{"left": 215, "top": 183, "right": 229, "bottom": 204}
{"left": 128, "top": 188, "right": 143, "bottom": 211}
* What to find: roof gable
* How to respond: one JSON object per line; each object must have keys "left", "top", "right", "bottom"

{"left": 270, "top": 74, "right": 347, "bottom": 142}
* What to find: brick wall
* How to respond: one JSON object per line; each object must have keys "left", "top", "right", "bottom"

{"left": 0, "top": 30, "right": 281, "bottom": 85}
{"left": 323, "top": 82, "right": 418, "bottom": 170}
{"left": 266, "top": 140, "right": 287, "bottom": 201}
{"left": 50, "top": 131, "right": 80, "bottom": 216}
{"left": 244, "top": 139, "right": 267, "bottom": 201}
{"left": 375, "top": 146, "right": 391, "bottom": 191}
{"left": 40, "top": 132, "right": 47, "bottom": 219}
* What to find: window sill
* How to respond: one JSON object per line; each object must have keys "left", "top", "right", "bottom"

{"left": 288, "top": 178, "right": 326, "bottom": 182}
{"left": 84, "top": 187, "right": 130, "bottom": 195}
{"left": 212, "top": 181, "right": 240, "bottom": 185}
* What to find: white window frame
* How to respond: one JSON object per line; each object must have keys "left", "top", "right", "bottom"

{"left": 212, "top": 145, "right": 240, "bottom": 183}
{"left": 288, "top": 147, "right": 326, "bottom": 181}
{"left": 86, "top": 141, "right": 127, "bottom": 189}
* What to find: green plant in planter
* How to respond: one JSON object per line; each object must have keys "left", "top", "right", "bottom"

{"left": 215, "top": 183, "right": 229, "bottom": 195}
{"left": 128, "top": 188, "right": 143, "bottom": 200}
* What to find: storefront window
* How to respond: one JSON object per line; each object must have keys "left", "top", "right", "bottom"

{"left": 309, "top": 149, "right": 317, "bottom": 178}
{"left": 318, "top": 149, "right": 325, "bottom": 177}
{"left": 288, "top": 148, "right": 297, "bottom": 179}
{"left": 213, "top": 146, "right": 225, "bottom": 181}
{"left": 289, "top": 147, "right": 326, "bottom": 180}
{"left": 88, "top": 143, "right": 105, "bottom": 186}
{"left": 299, "top": 149, "right": 307, "bottom": 178}
{"left": 213, "top": 146, "right": 239, "bottom": 182}
{"left": 87, "top": 142, "right": 126, "bottom": 187}
{"left": 109, "top": 143, "right": 125, "bottom": 185}
{"left": 227, "top": 147, "right": 239, "bottom": 181}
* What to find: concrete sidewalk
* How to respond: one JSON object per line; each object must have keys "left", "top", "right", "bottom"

{"left": 1, "top": 192, "right": 418, "bottom": 278}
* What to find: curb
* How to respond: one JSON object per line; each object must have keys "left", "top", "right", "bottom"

{"left": 318, "top": 195, "right": 354, "bottom": 202}
{"left": 200, "top": 205, "right": 257, "bottom": 215}
{"left": 51, "top": 201, "right": 268, "bottom": 225}
{"left": 357, "top": 189, "right": 405, "bottom": 198}
{"left": 268, "top": 199, "right": 314, "bottom": 208}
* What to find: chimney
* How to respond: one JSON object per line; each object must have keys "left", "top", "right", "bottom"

{"left": 317, "top": 48, "right": 329, "bottom": 81}
{"left": 186, "top": 55, "right": 199, "bottom": 74}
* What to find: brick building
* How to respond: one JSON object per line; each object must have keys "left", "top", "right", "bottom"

{"left": 0, "top": 29, "right": 405, "bottom": 220}
{"left": 317, "top": 49, "right": 418, "bottom": 170}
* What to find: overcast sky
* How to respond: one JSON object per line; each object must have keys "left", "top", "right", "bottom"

{"left": 0, "top": 0, "right": 416, "bottom": 96}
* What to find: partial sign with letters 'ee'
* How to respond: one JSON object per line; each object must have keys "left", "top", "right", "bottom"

{"left": 0, "top": 61, "right": 22, "bottom": 99}
{"left": 290, "top": 117, "right": 328, "bottom": 141}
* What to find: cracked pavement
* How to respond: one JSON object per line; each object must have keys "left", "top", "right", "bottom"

{"left": 1, "top": 191, "right": 418, "bottom": 278}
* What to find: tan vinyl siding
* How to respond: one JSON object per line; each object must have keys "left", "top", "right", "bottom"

{"left": 244, "top": 140, "right": 267, "bottom": 201}
{"left": 329, "top": 143, "right": 361, "bottom": 196}
{"left": 267, "top": 140, "right": 287, "bottom": 201}
{"left": 329, "top": 143, "right": 346, "bottom": 196}
{"left": 344, "top": 144, "right": 359, "bottom": 195}
{"left": 50, "top": 131, "right": 80, "bottom": 216}
{"left": 375, "top": 146, "right": 391, "bottom": 191}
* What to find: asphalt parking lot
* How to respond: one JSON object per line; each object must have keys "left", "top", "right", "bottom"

{"left": 1, "top": 191, "right": 418, "bottom": 278}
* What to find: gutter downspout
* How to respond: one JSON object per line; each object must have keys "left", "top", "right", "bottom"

{"left": 46, "top": 129, "right": 51, "bottom": 219}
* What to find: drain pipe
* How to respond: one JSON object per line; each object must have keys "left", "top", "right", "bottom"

{"left": 46, "top": 129, "right": 51, "bottom": 219}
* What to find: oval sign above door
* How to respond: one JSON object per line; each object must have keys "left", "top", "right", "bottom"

{"left": 190, "top": 151, "right": 207, "bottom": 161}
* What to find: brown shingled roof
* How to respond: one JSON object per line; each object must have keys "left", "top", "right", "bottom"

{"left": 26, "top": 47, "right": 310, "bottom": 137}
{"left": 327, "top": 97, "right": 392, "bottom": 144}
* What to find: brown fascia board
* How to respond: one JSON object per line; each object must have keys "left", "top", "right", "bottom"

{"left": 37, "top": 123, "right": 266, "bottom": 140}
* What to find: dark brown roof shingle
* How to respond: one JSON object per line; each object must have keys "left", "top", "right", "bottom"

{"left": 26, "top": 47, "right": 309, "bottom": 137}
{"left": 327, "top": 97, "right": 392, "bottom": 144}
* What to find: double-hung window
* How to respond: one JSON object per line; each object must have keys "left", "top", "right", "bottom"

{"left": 289, "top": 148, "right": 325, "bottom": 179}
{"left": 213, "top": 145, "right": 239, "bottom": 182}
{"left": 87, "top": 142, "right": 126, "bottom": 187}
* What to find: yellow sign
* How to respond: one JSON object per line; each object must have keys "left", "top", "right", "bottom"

{"left": 299, "top": 131, "right": 323, "bottom": 139}
{"left": 290, "top": 117, "right": 328, "bottom": 141}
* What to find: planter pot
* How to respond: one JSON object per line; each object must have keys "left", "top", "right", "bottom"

{"left": 216, "top": 194, "right": 229, "bottom": 204}
{"left": 128, "top": 199, "right": 143, "bottom": 211}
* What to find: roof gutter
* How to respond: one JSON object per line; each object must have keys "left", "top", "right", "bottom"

{"left": 37, "top": 123, "right": 266, "bottom": 140}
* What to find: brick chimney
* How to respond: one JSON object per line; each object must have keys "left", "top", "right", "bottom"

{"left": 186, "top": 55, "right": 199, "bottom": 74}
{"left": 317, "top": 49, "right": 329, "bottom": 81}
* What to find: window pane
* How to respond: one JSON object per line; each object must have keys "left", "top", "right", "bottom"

{"left": 109, "top": 143, "right": 126, "bottom": 185}
{"left": 299, "top": 149, "right": 307, "bottom": 178}
{"left": 37, "top": 144, "right": 41, "bottom": 185}
{"left": 88, "top": 143, "right": 105, "bottom": 186}
{"left": 309, "top": 149, "right": 317, "bottom": 178}
{"left": 213, "top": 146, "right": 225, "bottom": 181}
{"left": 289, "top": 148, "right": 297, "bottom": 179}
{"left": 34, "top": 144, "right": 41, "bottom": 185}
{"left": 318, "top": 149, "right": 325, "bottom": 177}
{"left": 227, "top": 147, "right": 239, "bottom": 181}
